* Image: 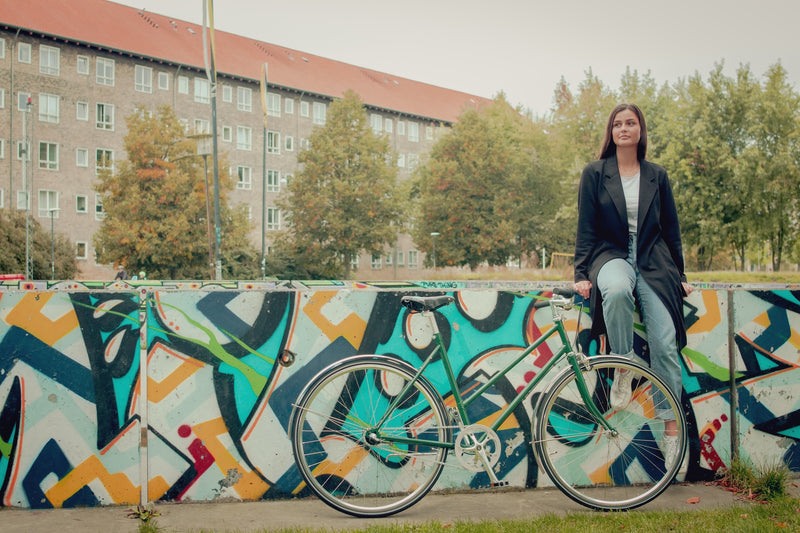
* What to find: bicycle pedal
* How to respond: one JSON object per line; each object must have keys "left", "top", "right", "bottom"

{"left": 490, "top": 481, "right": 509, "bottom": 488}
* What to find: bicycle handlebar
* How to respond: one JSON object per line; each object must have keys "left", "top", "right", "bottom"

{"left": 533, "top": 286, "right": 576, "bottom": 309}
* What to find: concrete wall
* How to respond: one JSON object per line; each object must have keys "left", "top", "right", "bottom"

{"left": 0, "top": 279, "right": 798, "bottom": 508}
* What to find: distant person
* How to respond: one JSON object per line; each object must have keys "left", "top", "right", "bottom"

{"left": 138, "top": 271, "right": 147, "bottom": 280}
{"left": 114, "top": 264, "right": 128, "bottom": 280}
{"left": 572, "top": 103, "right": 692, "bottom": 462}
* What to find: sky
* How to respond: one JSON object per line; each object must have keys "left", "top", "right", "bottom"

{"left": 114, "top": 0, "right": 800, "bottom": 117}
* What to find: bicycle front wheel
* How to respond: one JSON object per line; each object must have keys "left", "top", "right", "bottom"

{"left": 534, "top": 356, "right": 686, "bottom": 510}
{"left": 290, "top": 355, "right": 450, "bottom": 517}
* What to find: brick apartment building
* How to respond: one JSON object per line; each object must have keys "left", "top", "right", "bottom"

{"left": 0, "top": 0, "right": 489, "bottom": 279}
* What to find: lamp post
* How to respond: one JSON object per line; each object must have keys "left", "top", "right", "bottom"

{"left": 48, "top": 208, "right": 60, "bottom": 280}
{"left": 430, "top": 232, "right": 440, "bottom": 270}
{"left": 196, "top": 135, "right": 215, "bottom": 280}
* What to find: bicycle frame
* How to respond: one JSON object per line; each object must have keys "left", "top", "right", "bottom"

{"left": 373, "top": 294, "right": 614, "bottom": 451}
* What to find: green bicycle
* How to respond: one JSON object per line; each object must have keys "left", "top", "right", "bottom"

{"left": 289, "top": 288, "right": 687, "bottom": 517}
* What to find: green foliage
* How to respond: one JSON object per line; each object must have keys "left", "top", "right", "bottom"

{"left": 93, "top": 106, "right": 259, "bottom": 279}
{"left": 719, "top": 455, "right": 790, "bottom": 502}
{"left": 278, "top": 90, "right": 402, "bottom": 279}
{"left": 0, "top": 208, "right": 78, "bottom": 279}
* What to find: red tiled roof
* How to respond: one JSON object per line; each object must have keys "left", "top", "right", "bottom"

{"left": 0, "top": 0, "right": 490, "bottom": 122}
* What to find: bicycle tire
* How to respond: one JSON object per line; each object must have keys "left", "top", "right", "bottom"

{"left": 534, "top": 355, "right": 686, "bottom": 510}
{"left": 290, "top": 355, "right": 450, "bottom": 517}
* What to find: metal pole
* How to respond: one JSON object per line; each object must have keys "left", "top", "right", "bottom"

{"left": 50, "top": 209, "right": 57, "bottom": 280}
{"left": 22, "top": 97, "right": 31, "bottom": 280}
{"left": 202, "top": 155, "right": 214, "bottom": 279}
{"left": 430, "top": 232, "right": 439, "bottom": 269}
{"left": 259, "top": 63, "right": 269, "bottom": 280}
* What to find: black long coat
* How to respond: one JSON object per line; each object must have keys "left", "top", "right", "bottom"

{"left": 573, "top": 155, "right": 688, "bottom": 352}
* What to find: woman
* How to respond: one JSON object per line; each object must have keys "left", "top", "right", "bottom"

{"left": 573, "top": 103, "right": 692, "bottom": 460}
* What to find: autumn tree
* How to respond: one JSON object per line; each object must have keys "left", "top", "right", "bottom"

{"left": 94, "top": 106, "right": 258, "bottom": 279}
{"left": 277, "top": 90, "right": 403, "bottom": 279}
{"left": 0, "top": 209, "right": 78, "bottom": 279}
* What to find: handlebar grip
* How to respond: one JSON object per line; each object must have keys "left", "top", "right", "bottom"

{"left": 553, "top": 286, "right": 576, "bottom": 298}
{"left": 533, "top": 300, "right": 550, "bottom": 309}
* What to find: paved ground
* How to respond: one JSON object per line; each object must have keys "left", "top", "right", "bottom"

{"left": 0, "top": 482, "right": 791, "bottom": 533}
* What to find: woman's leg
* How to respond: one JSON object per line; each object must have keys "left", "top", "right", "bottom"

{"left": 596, "top": 258, "right": 636, "bottom": 357}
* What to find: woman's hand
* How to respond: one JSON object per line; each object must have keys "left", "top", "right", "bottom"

{"left": 682, "top": 281, "right": 693, "bottom": 297}
{"left": 574, "top": 280, "right": 592, "bottom": 300}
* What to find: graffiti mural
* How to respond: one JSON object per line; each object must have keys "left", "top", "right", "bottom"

{"left": 0, "top": 280, "right": 798, "bottom": 508}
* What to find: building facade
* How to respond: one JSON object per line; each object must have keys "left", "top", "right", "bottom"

{"left": 0, "top": 0, "right": 489, "bottom": 279}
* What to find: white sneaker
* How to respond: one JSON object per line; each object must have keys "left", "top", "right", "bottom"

{"left": 610, "top": 369, "right": 634, "bottom": 410}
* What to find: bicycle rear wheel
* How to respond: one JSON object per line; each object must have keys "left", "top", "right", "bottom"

{"left": 290, "top": 355, "right": 450, "bottom": 517}
{"left": 534, "top": 356, "right": 686, "bottom": 510}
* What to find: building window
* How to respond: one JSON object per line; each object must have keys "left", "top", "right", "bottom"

{"left": 95, "top": 193, "right": 105, "bottom": 220}
{"left": 267, "top": 93, "right": 280, "bottom": 116}
{"left": 285, "top": 98, "right": 294, "bottom": 114}
{"left": 398, "top": 250, "right": 406, "bottom": 266}
{"left": 0, "top": 38, "right": 5, "bottom": 59}
{"left": 38, "top": 189, "right": 59, "bottom": 218}
{"left": 408, "top": 122, "right": 419, "bottom": 142}
{"left": 135, "top": 65, "right": 153, "bottom": 93}
{"left": 350, "top": 254, "right": 359, "bottom": 271}
{"left": 18, "top": 42, "right": 31, "bottom": 64}
{"left": 266, "top": 169, "right": 280, "bottom": 192}
{"left": 300, "top": 101, "right": 309, "bottom": 117}
{"left": 158, "top": 71, "right": 169, "bottom": 90}
{"left": 0, "top": 188, "right": 4, "bottom": 208}
{"left": 222, "top": 125, "right": 232, "bottom": 142}
{"left": 77, "top": 55, "right": 89, "bottom": 74}
{"left": 236, "top": 126, "right": 252, "bottom": 150}
{"left": 194, "top": 77, "right": 210, "bottom": 103}
{"left": 96, "top": 149, "right": 113, "bottom": 174}
{"left": 408, "top": 251, "right": 418, "bottom": 268}
{"left": 426, "top": 125, "right": 434, "bottom": 140}
{"left": 397, "top": 153, "right": 405, "bottom": 168}
{"left": 76, "top": 241, "right": 88, "bottom": 260}
{"left": 96, "top": 57, "right": 115, "bottom": 86}
{"left": 385, "top": 253, "right": 393, "bottom": 266}
{"left": 17, "top": 141, "right": 31, "bottom": 161}
{"left": 267, "top": 131, "right": 280, "bottom": 154}
{"left": 371, "top": 254, "right": 382, "bottom": 269}
{"left": 76, "top": 148, "right": 89, "bottom": 167}
{"left": 38, "top": 142, "right": 58, "bottom": 170}
{"left": 371, "top": 114, "right": 382, "bottom": 134}
{"left": 194, "top": 118, "right": 210, "bottom": 134}
{"left": 38, "top": 93, "right": 59, "bottom": 123}
{"left": 285, "top": 136, "right": 294, "bottom": 152}
{"left": 39, "top": 45, "right": 60, "bottom": 75}
{"left": 0, "top": 88, "right": 4, "bottom": 109}
{"left": 313, "top": 102, "right": 326, "bottom": 125}
{"left": 178, "top": 75, "right": 189, "bottom": 94}
{"left": 385, "top": 118, "right": 393, "bottom": 133}
{"left": 266, "top": 207, "right": 280, "bottom": 230}
{"left": 17, "top": 190, "right": 30, "bottom": 210}
{"left": 96, "top": 103, "right": 115, "bottom": 131}
{"left": 0, "top": 139, "right": 4, "bottom": 159}
{"left": 236, "top": 166, "right": 252, "bottom": 190}
{"left": 397, "top": 120, "right": 405, "bottom": 136}
{"left": 76, "top": 101, "right": 88, "bottom": 121}
{"left": 222, "top": 84, "right": 232, "bottom": 103}
{"left": 237, "top": 86, "right": 252, "bottom": 112}
{"left": 76, "top": 194, "right": 88, "bottom": 213}
{"left": 18, "top": 91, "right": 31, "bottom": 111}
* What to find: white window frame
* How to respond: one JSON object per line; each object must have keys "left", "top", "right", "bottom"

{"left": 77, "top": 55, "right": 89, "bottom": 75}
{"left": 17, "top": 190, "right": 30, "bottom": 210}
{"left": 38, "top": 141, "right": 58, "bottom": 171}
{"left": 76, "top": 148, "right": 89, "bottom": 168}
{"left": 96, "top": 57, "right": 115, "bottom": 86}
{"left": 237, "top": 86, "right": 252, "bottom": 112}
{"left": 135, "top": 65, "right": 153, "bottom": 93}
{"left": 266, "top": 207, "right": 280, "bottom": 230}
{"left": 267, "top": 130, "right": 280, "bottom": 154}
{"left": 194, "top": 118, "right": 210, "bottom": 135}
{"left": 266, "top": 169, "right": 280, "bottom": 192}
{"left": 397, "top": 120, "right": 405, "bottom": 135}
{"left": 267, "top": 93, "right": 280, "bottom": 116}
{"left": 39, "top": 44, "right": 60, "bottom": 76}
{"left": 236, "top": 166, "right": 252, "bottom": 190}
{"left": 371, "top": 255, "right": 382, "bottom": 269}
{"left": 426, "top": 125, "right": 434, "bottom": 140}
{"left": 312, "top": 102, "right": 326, "bottom": 125}
{"left": 236, "top": 126, "right": 252, "bottom": 151}
{"left": 158, "top": 71, "right": 169, "bottom": 90}
{"left": 0, "top": 139, "right": 4, "bottom": 160}
{"left": 385, "top": 118, "right": 393, "bottom": 133}
{"left": 18, "top": 42, "right": 31, "bottom": 64}
{"left": 38, "top": 93, "right": 59, "bottom": 123}
{"left": 94, "top": 193, "right": 105, "bottom": 220}
{"left": 178, "top": 75, "right": 189, "bottom": 94}
{"left": 38, "top": 189, "right": 59, "bottom": 218}
{"left": 76, "top": 101, "right": 88, "bottom": 121}
{"left": 408, "top": 250, "right": 419, "bottom": 269}
{"left": 0, "top": 38, "right": 5, "bottom": 59}
{"left": 222, "top": 84, "right": 232, "bottom": 103}
{"left": 76, "top": 194, "right": 88, "bottom": 213}
{"left": 18, "top": 91, "right": 31, "bottom": 111}
{"left": 222, "top": 125, "right": 232, "bottom": 142}
{"left": 285, "top": 135, "right": 294, "bottom": 152}
{"left": 284, "top": 98, "right": 294, "bottom": 114}
{"left": 96, "top": 103, "right": 115, "bottom": 131}
{"left": 408, "top": 122, "right": 420, "bottom": 142}
{"left": 0, "top": 88, "right": 4, "bottom": 109}
{"left": 194, "top": 77, "right": 210, "bottom": 103}
{"left": 371, "top": 114, "right": 383, "bottom": 134}
{"left": 300, "top": 101, "right": 309, "bottom": 117}
{"left": 95, "top": 149, "right": 113, "bottom": 174}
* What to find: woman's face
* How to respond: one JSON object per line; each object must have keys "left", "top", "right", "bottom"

{"left": 612, "top": 109, "right": 641, "bottom": 149}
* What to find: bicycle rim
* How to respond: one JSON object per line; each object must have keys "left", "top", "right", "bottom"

{"left": 290, "top": 356, "right": 449, "bottom": 517}
{"left": 534, "top": 356, "right": 686, "bottom": 510}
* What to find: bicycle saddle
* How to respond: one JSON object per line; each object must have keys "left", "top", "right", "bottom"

{"left": 400, "top": 295, "right": 455, "bottom": 313}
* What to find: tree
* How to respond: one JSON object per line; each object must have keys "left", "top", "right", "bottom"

{"left": 412, "top": 94, "right": 562, "bottom": 269}
{"left": 94, "top": 106, "right": 258, "bottom": 279}
{"left": 0, "top": 209, "right": 78, "bottom": 279}
{"left": 279, "top": 90, "right": 403, "bottom": 279}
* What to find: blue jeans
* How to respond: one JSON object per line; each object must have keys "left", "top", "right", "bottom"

{"left": 596, "top": 234, "right": 682, "bottom": 418}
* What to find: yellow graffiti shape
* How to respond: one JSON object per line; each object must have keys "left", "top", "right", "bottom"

{"left": 147, "top": 352, "right": 204, "bottom": 403}
{"left": 687, "top": 291, "right": 721, "bottom": 335}
{"left": 304, "top": 291, "right": 367, "bottom": 347}
{"left": 44, "top": 454, "right": 139, "bottom": 507}
{"left": 193, "top": 418, "right": 270, "bottom": 499}
{"left": 6, "top": 293, "right": 79, "bottom": 346}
